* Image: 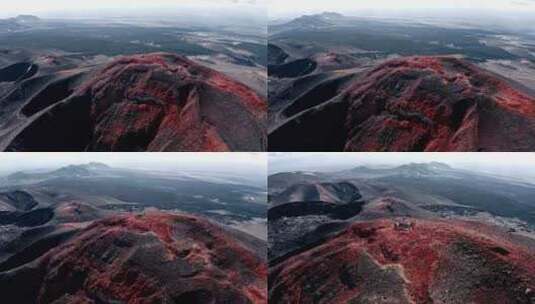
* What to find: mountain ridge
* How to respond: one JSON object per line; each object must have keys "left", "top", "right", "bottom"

{"left": 269, "top": 56, "right": 535, "bottom": 151}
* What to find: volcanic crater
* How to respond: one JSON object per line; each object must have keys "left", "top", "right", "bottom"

{"left": 1, "top": 53, "right": 266, "bottom": 152}
{"left": 269, "top": 56, "right": 535, "bottom": 151}
{"left": 0, "top": 212, "right": 267, "bottom": 304}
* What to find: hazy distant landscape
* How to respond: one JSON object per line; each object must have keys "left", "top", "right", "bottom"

{"left": 0, "top": 12, "right": 267, "bottom": 92}
{"left": 1, "top": 162, "right": 267, "bottom": 232}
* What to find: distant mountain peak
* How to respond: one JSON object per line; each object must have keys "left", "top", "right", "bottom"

{"left": 287, "top": 13, "right": 338, "bottom": 28}
{"left": 349, "top": 165, "right": 375, "bottom": 172}
{"left": 13, "top": 15, "right": 40, "bottom": 23}
{"left": 404, "top": 162, "right": 450, "bottom": 169}
{"left": 85, "top": 162, "right": 111, "bottom": 169}
{"left": 394, "top": 162, "right": 451, "bottom": 177}
{"left": 318, "top": 12, "right": 344, "bottom": 18}
{"left": 53, "top": 162, "right": 110, "bottom": 175}
{"left": 6, "top": 171, "right": 30, "bottom": 181}
{"left": 54, "top": 165, "right": 91, "bottom": 175}
{"left": 428, "top": 162, "right": 451, "bottom": 169}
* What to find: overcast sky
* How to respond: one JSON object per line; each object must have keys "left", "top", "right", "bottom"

{"left": 3, "top": 1, "right": 533, "bottom": 25}
{"left": 0, "top": 0, "right": 267, "bottom": 18}
{"left": 269, "top": 0, "right": 535, "bottom": 18}
{"left": 0, "top": 152, "right": 266, "bottom": 178}
{"left": 269, "top": 152, "right": 535, "bottom": 182}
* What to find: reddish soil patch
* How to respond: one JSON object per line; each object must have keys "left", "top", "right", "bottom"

{"left": 270, "top": 218, "right": 535, "bottom": 304}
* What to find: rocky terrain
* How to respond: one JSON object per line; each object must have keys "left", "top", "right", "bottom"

{"left": 268, "top": 162, "right": 535, "bottom": 303}
{"left": 0, "top": 52, "right": 266, "bottom": 151}
{"left": 270, "top": 218, "right": 535, "bottom": 304}
{"left": 269, "top": 56, "right": 535, "bottom": 151}
{"left": 0, "top": 212, "right": 267, "bottom": 304}
{"left": 0, "top": 162, "right": 268, "bottom": 303}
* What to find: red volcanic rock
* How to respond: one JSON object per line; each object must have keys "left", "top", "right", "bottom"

{"left": 270, "top": 218, "right": 535, "bottom": 304}
{"left": 7, "top": 53, "right": 266, "bottom": 152}
{"left": 344, "top": 56, "right": 535, "bottom": 151}
{"left": 269, "top": 56, "right": 535, "bottom": 151}
{"left": 1, "top": 212, "right": 267, "bottom": 304}
{"left": 82, "top": 53, "right": 266, "bottom": 151}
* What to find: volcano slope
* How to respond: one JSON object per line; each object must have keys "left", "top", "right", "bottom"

{"left": 0, "top": 52, "right": 266, "bottom": 151}
{"left": 0, "top": 212, "right": 267, "bottom": 304}
{"left": 268, "top": 180, "right": 368, "bottom": 261}
{"left": 269, "top": 218, "right": 535, "bottom": 304}
{"left": 268, "top": 164, "right": 535, "bottom": 304}
{"left": 269, "top": 56, "right": 535, "bottom": 151}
